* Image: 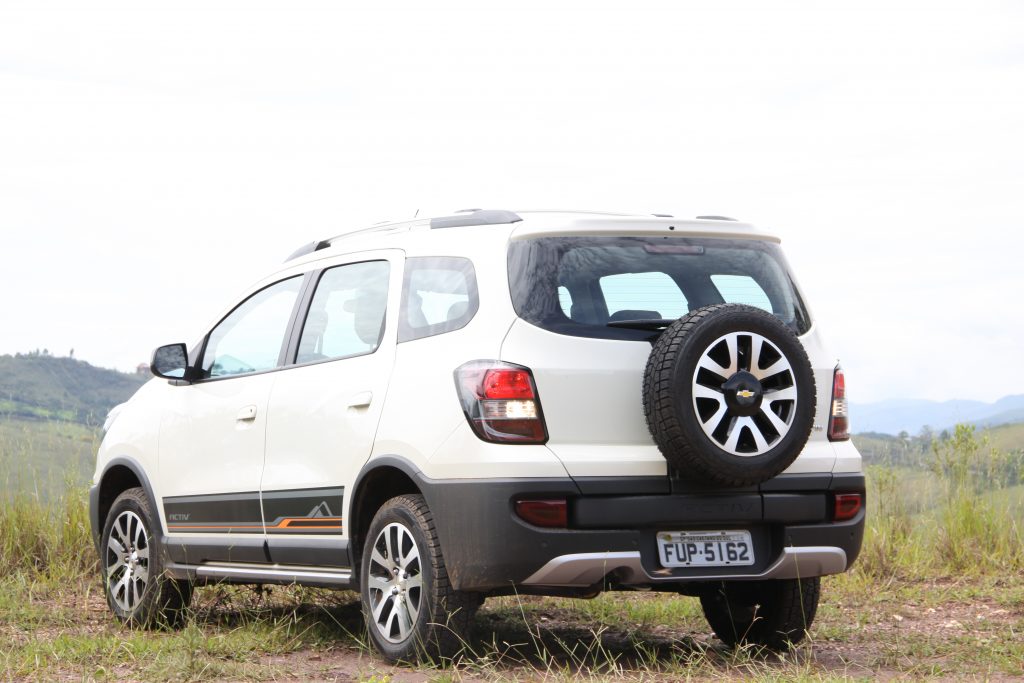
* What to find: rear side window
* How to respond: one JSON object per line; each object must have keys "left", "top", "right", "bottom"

{"left": 295, "top": 260, "right": 390, "bottom": 364}
{"left": 399, "top": 257, "right": 479, "bottom": 343}
{"left": 508, "top": 235, "right": 810, "bottom": 341}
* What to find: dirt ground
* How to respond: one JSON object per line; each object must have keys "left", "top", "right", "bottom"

{"left": 5, "top": 576, "right": 1023, "bottom": 682}
{"left": 253, "top": 595, "right": 1023, "bottom": 682}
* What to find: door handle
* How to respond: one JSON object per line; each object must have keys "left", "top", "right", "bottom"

{"left": 237, "top": 405, "right": 257, "bottom": 421}
{"left": 347, "top": 391, "right": 373, "bottom": 409}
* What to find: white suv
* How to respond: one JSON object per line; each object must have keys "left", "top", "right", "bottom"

{"left": 91, "top": 209, "right": 864, "bottom": 661}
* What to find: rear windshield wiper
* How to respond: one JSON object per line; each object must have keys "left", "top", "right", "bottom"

{"left": 605, "top": 319, "right": 676, "bottom": 331}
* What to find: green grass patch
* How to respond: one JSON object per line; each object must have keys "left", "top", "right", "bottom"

{"left": 0, "top": 418, "right": 98, "bottom": 498}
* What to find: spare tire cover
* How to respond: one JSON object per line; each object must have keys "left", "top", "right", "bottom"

{"left": 643, "top": 303, "right": 816, "bottom": 486}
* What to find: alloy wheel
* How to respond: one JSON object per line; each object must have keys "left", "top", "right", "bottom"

{"left": 366, "top": 522, "right": 424, "bottom": 643}
{"left": 105, "top": 510, "right": 151, "bottom": 613}
{"left": 691, "top": 331, "right": 798, "bottom": 456}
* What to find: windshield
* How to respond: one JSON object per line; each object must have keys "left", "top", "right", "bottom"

{"left": 507, "top": 235, "right": 811, "bottom": 341}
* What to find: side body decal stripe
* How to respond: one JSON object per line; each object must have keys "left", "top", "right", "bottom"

{"left": 163, "top": 487, "right": 344, "bottom": 535}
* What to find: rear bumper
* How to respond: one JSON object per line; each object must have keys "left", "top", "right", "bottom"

{"left": 417, "top": 472, "right": 865, "bottom": 592}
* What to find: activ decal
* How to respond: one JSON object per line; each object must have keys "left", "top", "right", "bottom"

{"left": 163, "top": 487, "right": 344, "bottom": 535}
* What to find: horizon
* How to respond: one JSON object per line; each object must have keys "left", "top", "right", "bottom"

{"left": 4, "top": 347, "right": 1022, "bottom": 408}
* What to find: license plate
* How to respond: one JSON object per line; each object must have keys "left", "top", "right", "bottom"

{"left": 657, "top": 530, "right": 755, "bottom": 568}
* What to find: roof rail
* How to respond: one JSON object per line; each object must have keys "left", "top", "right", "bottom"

{"left": 430, "top": 209, "right": 522, "bottom": 230}
{"left": 696, "top": 215, "right": 738, "bottom": 222}
{"left": 285, "top": 240, "right": 331, "bottom": 262}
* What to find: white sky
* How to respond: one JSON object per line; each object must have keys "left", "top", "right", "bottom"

{"left": 1, "top": 0, "right": 1022, "bottom": 403}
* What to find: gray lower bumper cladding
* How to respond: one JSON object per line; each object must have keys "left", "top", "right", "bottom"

{"left": 522, "top": 546, "right": 848, "bottom": 588}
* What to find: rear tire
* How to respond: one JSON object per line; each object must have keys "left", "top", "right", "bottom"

{"left": 360, "top": 494, "right": 478, "bottom": 663}
{"left": 699, "top": 577, "right": 820, "bottom": 649}
{"left": 100, "top": 487, "right": 192, "bottom": 628}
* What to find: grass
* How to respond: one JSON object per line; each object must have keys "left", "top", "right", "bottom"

{"left": 0, "top": 418, "right": 98, "bottom": 499}
{"left": 1, "top": 422, "right": 1022, "bottom": 680}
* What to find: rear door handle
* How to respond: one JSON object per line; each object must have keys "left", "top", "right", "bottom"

{"left": 237, "top": 405, "right": 257, "bottom": 421}
{"left": 347, "top": 391, "right": 373, "bottom": 409}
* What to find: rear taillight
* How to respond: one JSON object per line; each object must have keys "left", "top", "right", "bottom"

{"left": 828, "top": 365, "right": 849, "bottom": 441}
{"left": 833, "top": 492, "right": 863, "bottom": 521}
{"left": 454, "top": 361, "right": 548, "bottom": 444}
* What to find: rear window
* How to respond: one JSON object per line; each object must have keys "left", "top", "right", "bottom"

{"left": 508, "top": 235, "right": 810, "bottom": 341}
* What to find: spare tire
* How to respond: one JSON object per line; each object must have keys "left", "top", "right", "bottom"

{"left": 643, "top": 303, "right": 816, "bottom": 486}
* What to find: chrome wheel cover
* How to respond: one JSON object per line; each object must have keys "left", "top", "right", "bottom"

{"left": 691, "top": 331, "right": 798, "bottom": 456}
{"left": 367, "top": 522, "right": 423, "bottom": 644}
{"left": 105, "top": 510, "right": 151, "bottom": 613}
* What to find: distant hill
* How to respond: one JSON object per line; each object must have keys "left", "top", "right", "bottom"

{"left": 0, "top": 354, "right": 147, "bottom": 426}
{"left": 851, "top": 395, "right": 1024, "bottom": 436}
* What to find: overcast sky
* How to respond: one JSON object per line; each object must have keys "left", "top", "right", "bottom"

{"left": 1, "top": 0, "right": 1022, "bottom": 404}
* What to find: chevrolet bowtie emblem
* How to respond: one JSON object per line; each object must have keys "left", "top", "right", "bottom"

{"left": 736, "top": 389, "right": 756, "bottom": 398}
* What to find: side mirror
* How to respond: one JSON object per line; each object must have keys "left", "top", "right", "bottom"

{"left": 151, "top": 343, "right": 191, "bottom": 380}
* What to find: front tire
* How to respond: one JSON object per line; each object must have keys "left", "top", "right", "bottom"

{"left": 100, "top": 487, "right": 192, "bottom": 627}
{"left": 699, "top": 577, "right": 820, "bottom": 649}
{"left": 360, "top": 494, "right": 478, "bottom": 663}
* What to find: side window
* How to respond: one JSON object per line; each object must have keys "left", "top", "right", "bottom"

{"left": 296, "top": 260, "right": 390, "bottom": 364}
{"left": 598, "top": 271, "right": 689, "bottom": 321}
{"left": 202, "top": 277, "right": 303, "bottom": 378}
{"left": 398, "top": 257, "right": 479, "bottom": 343}
{"left": 710, "top": 274, "right": 772, "bottom": 313}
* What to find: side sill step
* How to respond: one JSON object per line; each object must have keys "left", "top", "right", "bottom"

{"left": 167, "top": 562, "right": 353, "bottom": 588}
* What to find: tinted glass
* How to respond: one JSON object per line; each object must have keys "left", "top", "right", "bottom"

{"left": 508, "top": 235, "right": 810, "bottom": 341}
{"left": 296, "top": 260, "right": 390, "bottom": 364}
{"left": 398, "top": 257, "right": 479, "bottom": 342}
{"left": 202, "top": 277, "right": 302, "bottom": 377}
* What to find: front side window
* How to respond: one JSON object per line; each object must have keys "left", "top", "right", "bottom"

{"left": 295, "top": 260, "right": 391, "bottom": 364}
{"left": 201, "top": 277, "right": 303, "bottom": 378}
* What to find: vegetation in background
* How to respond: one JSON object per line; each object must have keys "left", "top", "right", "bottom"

{"left": 856, "top": 424, "right": 1024, "bottom": 578}
{"left": 0, "top": 420, "right": 98, "bottom": 499}
{"left": 0, "top": 353, "right": 145, "bottom": 427}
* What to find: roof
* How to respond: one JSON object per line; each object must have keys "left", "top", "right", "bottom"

{"left": 284, "top": 209, "right": 779, "bottom": 265}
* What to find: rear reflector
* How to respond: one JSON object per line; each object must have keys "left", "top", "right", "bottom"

{"left": 828, "top": 365, "right": 850, "bottom": 441}
{"left": 514, "top": 499, "right": 568, "bottom": 528}
{"left": 454, "top": 361, "right": 548, "bottom": 444}
{"left": 833, "top": 493, "right": 862, "bottom": 521}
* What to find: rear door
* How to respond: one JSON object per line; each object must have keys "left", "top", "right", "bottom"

{"left": 261, "top": 252, "right": 401, "bottom": 566}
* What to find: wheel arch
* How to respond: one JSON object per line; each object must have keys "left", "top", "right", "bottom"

{"left": 348, "top": 456, "right": 424, "bottom": 577}
{"left": 92, "top": 457, "right": 161, "bottom": 553}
